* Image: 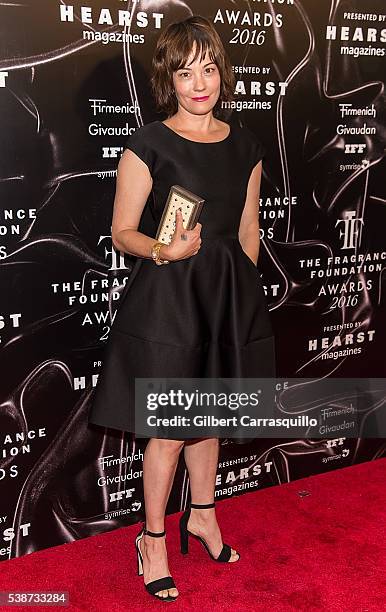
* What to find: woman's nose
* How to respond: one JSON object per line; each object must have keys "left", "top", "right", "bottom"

{"left": 193, "top": 75, "right": 205, "bottom": 90}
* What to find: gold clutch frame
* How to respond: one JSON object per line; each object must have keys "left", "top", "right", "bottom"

{"left": 155, "top": 184, "right": 205, "bottom": 245}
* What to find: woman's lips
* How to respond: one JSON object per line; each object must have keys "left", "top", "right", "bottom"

{"left": 192, "top": 96, "right": 209, "bottom": 101}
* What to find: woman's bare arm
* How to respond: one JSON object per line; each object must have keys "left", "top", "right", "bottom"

{"left": 111, "top": 149, "right": 160, "bottom": 259}
{"left": 111, "top": 149, "right": 201, "bottom": 262}
{"left": 238, "top": 161, "right": 262, "bottom": 265}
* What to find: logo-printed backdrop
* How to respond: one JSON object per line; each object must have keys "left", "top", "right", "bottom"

{"left": 0, "top": 1, "right": 385, "bottom": 559}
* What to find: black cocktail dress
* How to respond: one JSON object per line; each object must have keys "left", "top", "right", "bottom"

{"left": 88, "top": 120, "right": 276, "bottom": 441}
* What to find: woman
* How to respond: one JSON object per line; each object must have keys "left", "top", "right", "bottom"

{"left": 88, "top": 15, "right": 275, "bottom": 602}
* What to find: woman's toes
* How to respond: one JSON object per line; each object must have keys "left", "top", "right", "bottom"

{"left": 156, "top": 588, "right": 178, "bottom": 598}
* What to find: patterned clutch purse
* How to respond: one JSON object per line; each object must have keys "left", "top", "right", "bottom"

{"left": 155, "top": 184, "right": 205, "bottom": 245}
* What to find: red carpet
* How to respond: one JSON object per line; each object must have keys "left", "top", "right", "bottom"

{"left": 1, "top": 459, "right": 385, "bottom": 611}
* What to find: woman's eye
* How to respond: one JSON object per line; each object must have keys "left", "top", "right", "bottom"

{"left": 178, "top": 67, "right": 215, "bottom": 78}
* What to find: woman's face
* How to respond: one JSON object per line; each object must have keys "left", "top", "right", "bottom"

{"left": 172, "top": 42, "right": 221, "bottom": 116}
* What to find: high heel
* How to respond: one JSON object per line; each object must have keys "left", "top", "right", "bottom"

{"left": 179, "top": 502, "right": 240, "bottom": 562}
{"left": 135, "top": 525, "right": 178, "bottom": 602}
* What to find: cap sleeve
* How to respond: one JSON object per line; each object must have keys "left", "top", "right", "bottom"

{"left": 124, "top": 126, "right": 155, "bottom": 174}
{"left": 242, "top": 126, "right": 266, "bottom": 169}
{"left": 250, "top": 132, "right": 266, "bottom": 167}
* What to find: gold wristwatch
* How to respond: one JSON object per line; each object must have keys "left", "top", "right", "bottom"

{"left": 151, "top": 241, "right": 170, "bottom": 266}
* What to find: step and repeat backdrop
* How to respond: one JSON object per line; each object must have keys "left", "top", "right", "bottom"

{"left": 0, "top": 0, "right": 385, "bottom": 560}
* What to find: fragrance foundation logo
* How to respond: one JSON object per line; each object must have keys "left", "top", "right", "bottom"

{"left": 50, "top": 236, "right": 129, "bottom": 341}
{"left": 0, "top": 429, "right": 47, "bottom": 480}
{"left": 259, "top": 195, "right": 297, "bottom": 227}
{"left": 299, "top": 251, "right": 383, "bottom": 288}
{"left": 0, "top": 209, "right": 37, "bottom": 259}
{"left": 59, "top": 2, "right": 164, "bottom": 45}
{"left": 0, "top": 207, "right": 35, "bottom": 345}
{"left": 299, "top": 205, "right": 383, "bottom": 359}
{"left": 258, "top": 195, "right": 296, "bottom": 284}
{"left": 336, "top": 211, "right": 364, "bottom": 250}
{"left": 298, "top": 209, "right": 384, "bottom": 325}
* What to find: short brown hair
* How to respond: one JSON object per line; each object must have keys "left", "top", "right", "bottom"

{"left": 150, "top": 15, "right": 235, "bottom": 118}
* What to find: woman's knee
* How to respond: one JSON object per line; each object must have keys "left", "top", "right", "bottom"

{"left": 151, "top": 438, "right": 185, "bottom": 453}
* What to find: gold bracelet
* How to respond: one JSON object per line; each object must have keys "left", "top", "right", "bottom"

{"left": 151, "top": 241, "right": 170, "bottom": 266}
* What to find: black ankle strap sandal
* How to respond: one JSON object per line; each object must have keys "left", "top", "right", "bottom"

{"left": 179, "top": 502, "right": 240, "bottom": 563}
{"left": 143, "top": 527, "right": 166, "bottom": 537}
{"left": 191, "top": 502, "right": 216, "bottom": 509}
{"left": 135, "top": 525, "right": 178, "bottom": 602}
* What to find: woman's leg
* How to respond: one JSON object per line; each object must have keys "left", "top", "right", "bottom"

{"left": 183, "top": 437, "right": 239, "bottom": 561}
{"left": 140, "top": 437, "right": 185, "bottom": 598}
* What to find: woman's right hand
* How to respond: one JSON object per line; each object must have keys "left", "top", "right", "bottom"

{"left": 160, "top": 209, "right": 202, "bottom": 262}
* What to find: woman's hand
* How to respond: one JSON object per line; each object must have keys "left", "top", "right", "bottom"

{"left": 160, "top": 209, "right": 202, "bottom": 262}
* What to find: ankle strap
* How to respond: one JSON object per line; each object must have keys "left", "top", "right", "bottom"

{"left": 143, "top": 526, "right": 166, "bottom": 537}
{"left": 191, "top": 502, "right": 215, "bottom": 509}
